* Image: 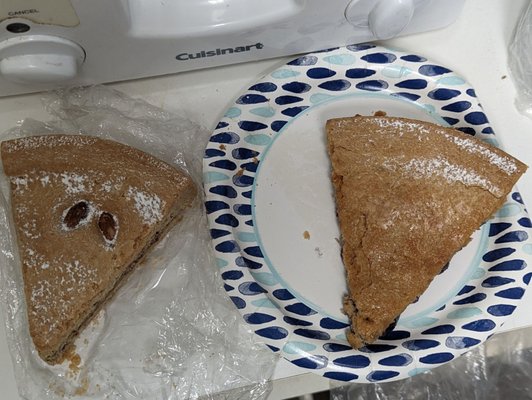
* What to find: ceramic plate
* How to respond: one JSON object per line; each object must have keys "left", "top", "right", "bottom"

{"left": 202, "top": 44, "right": 532, "bottom": 382}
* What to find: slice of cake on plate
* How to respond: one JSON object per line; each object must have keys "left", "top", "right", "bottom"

{"left": 326, "top": 115, "right": 526, "bottom": 349}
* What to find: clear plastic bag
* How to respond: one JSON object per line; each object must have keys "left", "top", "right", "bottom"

{"left": 329, "top": 327, "right": 532, "bottom": 400}
{"left": 0, "top": 86, "right": 277, "bottom": 400}
{"left": 509, "top": 1, "right": 532, "bottom": 118}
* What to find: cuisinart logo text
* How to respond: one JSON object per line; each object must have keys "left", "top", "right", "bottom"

{"left": 176, "top": 43, "right": 264, "bottom": 61}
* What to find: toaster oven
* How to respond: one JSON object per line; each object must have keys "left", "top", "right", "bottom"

{"left": 0, "top": 0, "right": 465, "bottom": 97}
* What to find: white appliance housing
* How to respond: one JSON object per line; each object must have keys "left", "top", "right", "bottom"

{"left": 0, "top": 0, "right": 465, "bottom": 97}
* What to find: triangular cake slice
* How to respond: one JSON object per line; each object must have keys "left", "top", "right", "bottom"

{"left": 1, "top": 135, "right": 196, "bottom": 363}
{"left": 326, "top": 116, "right": 527, "bottom": 349}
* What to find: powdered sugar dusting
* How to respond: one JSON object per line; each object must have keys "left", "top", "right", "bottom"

{"left": 126, "top": 186, "right": 164, "bottom": 225}
{"left": 373, "top": 117, "right": 431, "bottom": 137}
{"left": 11, "top": 176, "right": 29, "bottom": 193}
{"left": 40, "top": 176, "right": 50, "bottom": 187}
{"left": 11, "top": 171, "right": 95, "bottom": 195}
{"left": 61, "top": 173, "right": 88, "bottom": 194}
{"left": 31, "top": 279, "right": 52, "bottom": 311}
{"left": 372, "top": 117, "right": 519, "bottom": 174}
{"left": 101, "top": 181, "right": 113, "bottom": 193}
{"left": 29, "top": 259, "right": 102, "bottom": 339}
{"left": 100, "top": 176, "right": 124, "bottom": 193}
{"left": 25, "top": 247, "right": 44, "bottom": 269}
{"left": 443, "top": 133, "right": 518, "bottom": 175}
{"left": 2, "top": 135, "right": 98, "bottom": 153}
{"left": 384, "top": 156, "right": 502, "bottom": 196}
{"left": 22, "top": 219, "right": 40, "bottom": 239}
{"left": 382, "top": 210, "right": 400, "bottom": 230}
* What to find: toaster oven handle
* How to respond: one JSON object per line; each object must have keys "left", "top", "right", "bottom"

{"left": 124, "top": 0, "right": 306, "bottom": 38}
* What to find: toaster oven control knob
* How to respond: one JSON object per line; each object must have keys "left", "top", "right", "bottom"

{"left": 0, "top": 35, "right": 85, "bottom": 84}
{"left": 346, "top": 0, "right": 414, "bottom": 40}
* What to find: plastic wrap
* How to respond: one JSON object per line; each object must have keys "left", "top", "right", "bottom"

{"left": 330, "top": 327, "right": 532, "bottom": 399}
{"left": 509, "top": 1, "right": 532, "bottom": 118}
{"left": 0, "top": 86, "right": 277, "bottom": 399}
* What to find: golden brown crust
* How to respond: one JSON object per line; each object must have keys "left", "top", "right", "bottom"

{"left": 1, "top": 135, "right": 197, "bottom": 363}
{"left": 326, "top": 116, "right": 527, "bottom": 349}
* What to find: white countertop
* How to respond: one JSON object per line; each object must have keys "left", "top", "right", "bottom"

{"left": 2, "top": 1, "right": 532, "bottom": 398}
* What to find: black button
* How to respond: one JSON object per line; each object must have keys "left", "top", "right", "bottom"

{"left": 6, "top": 22, "right": 31, "bottom": 33}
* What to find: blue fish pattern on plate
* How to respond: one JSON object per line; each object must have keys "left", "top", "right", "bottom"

{"left": 203, "top": 44, "right": 532, "bottom": 383}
